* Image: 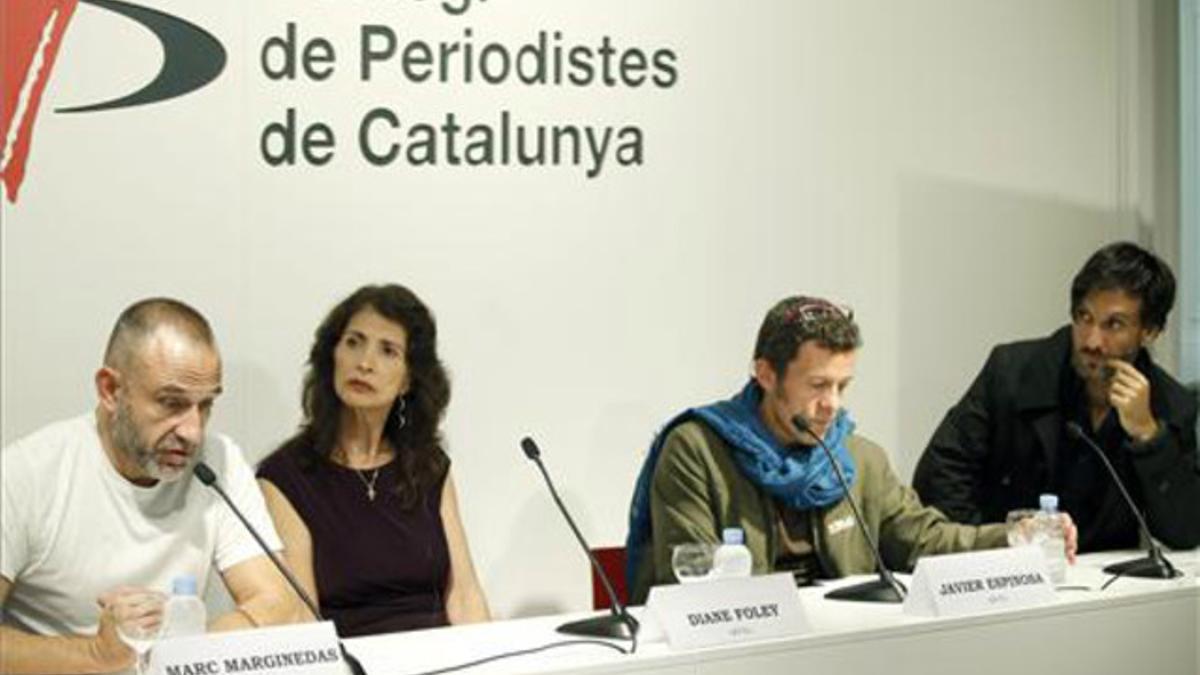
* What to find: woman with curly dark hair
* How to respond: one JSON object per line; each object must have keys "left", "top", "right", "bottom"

{"left": 257, "top": 284, "right": 490, "bottom": 637}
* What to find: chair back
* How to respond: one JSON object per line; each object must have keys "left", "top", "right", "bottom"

{"left": 590, "top": 546, "right": 629, "bottom": 610}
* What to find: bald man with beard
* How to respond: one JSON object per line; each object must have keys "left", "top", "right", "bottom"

{"left": 1, "top": 298, "right": 302, "bottom": 674}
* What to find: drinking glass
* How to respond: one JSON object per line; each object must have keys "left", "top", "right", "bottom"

{"left": 671, "top": 543, "right": 716, "bottom": 583}
{"left": 113, "top": 589, "right": 167, "bottom": 675}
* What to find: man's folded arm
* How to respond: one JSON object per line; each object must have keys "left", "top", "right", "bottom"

{"left": 210, "top": 554, "right": 307, "bottom": 632}
{"left": 0, "top": 576, "right": 133, "bottom": 675}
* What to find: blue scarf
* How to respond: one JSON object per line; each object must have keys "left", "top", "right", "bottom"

{"left": 624, "top": 380, "right": 857, "bottom": 588}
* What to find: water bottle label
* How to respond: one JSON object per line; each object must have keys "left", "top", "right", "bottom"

{"left": 712, "top": 544, "right": 753, "bottom": 579}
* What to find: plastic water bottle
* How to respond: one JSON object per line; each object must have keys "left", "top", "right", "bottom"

{"left": 711, "top": 527, "right": 753, "bottom": 578}
{"left": 1036, "top": 494, "right": 1068, "bottom": 585}
{"left": 163, "top": 574, "right": 207, "bottom": 638}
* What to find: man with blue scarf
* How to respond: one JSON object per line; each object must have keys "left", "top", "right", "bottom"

{"left": 626, "top": 295, "right": 1059, "bottom": 602}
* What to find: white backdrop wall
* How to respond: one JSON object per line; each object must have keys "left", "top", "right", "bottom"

{"left": 1182, "top": 0, "right": 1199, "bottom": 385}
{"left": 0, "top": 0, "right": 1180, "bottom": 618}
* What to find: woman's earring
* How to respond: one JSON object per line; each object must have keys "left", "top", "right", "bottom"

{"left": 394, "top": 396, "right": 408, "bottom": 429}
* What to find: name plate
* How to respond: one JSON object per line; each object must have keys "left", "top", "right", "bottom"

{"left": 903, "top": 546, "right": 1056, "bottom": 618}
{"left": 148, "top": 621, "right": 346, "bottom": 675}
{"left": 646, "top": 573, "right": 808, "bottom": 650}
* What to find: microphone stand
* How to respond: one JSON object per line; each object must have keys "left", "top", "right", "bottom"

{"left": 1064, "top": 423, "right": 1180, "bottom": 579}
{"left": 521, "top": 438, "right": 639, "bottom": 640}
{"left": 194, "top": 463, "right": 369, "bottom": 675}
{"left": 791, "top": 416, "right": 906, "bottom": 603}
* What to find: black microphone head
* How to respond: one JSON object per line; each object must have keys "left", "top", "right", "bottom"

{"left": 790, "top": 414, "right": 812, "bottom": 434}
{"left": 1065, "top": 421, "right": 1085, "bottom": 440}
{"left": 520, "top": 437, "right": 541, "bottom": 460}
{"left": 193, "top": 462, "right": 218, "bottom": 486}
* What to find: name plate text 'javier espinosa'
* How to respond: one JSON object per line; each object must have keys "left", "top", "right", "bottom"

{"left": 904, "top": 546, "right": 1056, "bottom": 618}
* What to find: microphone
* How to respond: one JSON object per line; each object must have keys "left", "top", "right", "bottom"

{"left": 519, "top": 437, "right": 638, "bottom": 641}
{"left": 790, "top": 415, "right": 907, "bottom": 603}
{"left": 193, "top": 462, "right": 370, "bottom": 675}
{"left": 1064, "top": 422, "right": 1180, "bottom": 579}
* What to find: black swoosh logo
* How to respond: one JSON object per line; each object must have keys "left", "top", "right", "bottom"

{"left": 58, "top": 0, "right": 226, "bottom": 113}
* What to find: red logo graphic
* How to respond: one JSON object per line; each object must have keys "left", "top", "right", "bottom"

{"left": 1, "top": 0, "right": 226, "bottom": 204}
{"left": 1, "top": 1, "right": 79, "bottom": 204}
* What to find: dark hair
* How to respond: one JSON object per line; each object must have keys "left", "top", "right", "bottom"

{"left": 104, "top": 297, "right": 216, "bottom": 371}
{"left": 278, "top": 284, "right": 450, "bottom": 510}
{"left": 1070, "top": 242, "right": 1176, "bottom": 331}
{"left": 753, "top": 295, "right": 861, "bottom": 376}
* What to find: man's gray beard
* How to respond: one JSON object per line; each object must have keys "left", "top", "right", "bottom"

{"left": 112, "top": 400, "right": 190, "bottom": 482}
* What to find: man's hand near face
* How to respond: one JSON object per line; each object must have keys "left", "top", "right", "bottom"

{"left": 1106, "top": 360, "right": 1159, "bottom": 443}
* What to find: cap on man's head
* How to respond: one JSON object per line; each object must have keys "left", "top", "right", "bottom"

{"left": 753, "top": 295, "right": 860, "bottom": 375}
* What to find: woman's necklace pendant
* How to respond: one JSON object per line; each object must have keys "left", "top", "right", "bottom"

{"left": 355, "top": 465, "right": 381, "bottom": 502}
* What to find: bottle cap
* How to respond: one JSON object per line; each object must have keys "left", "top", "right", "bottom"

{"left": 1038, "top": 494, "right": 1059, "bottom": 513}
{"left": 172, "top": 574, "right": 198, "bottom": 596}
{"left": 721, "top": 527, "right": 745, "bottom": 545}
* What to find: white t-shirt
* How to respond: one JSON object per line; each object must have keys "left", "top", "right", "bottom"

{"left": 0, "top": 412, "right": 282, "bottom": 637}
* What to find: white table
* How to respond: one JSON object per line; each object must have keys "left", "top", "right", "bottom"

{"left": 344, "top": 550, "right": 1200, "bottom": 675}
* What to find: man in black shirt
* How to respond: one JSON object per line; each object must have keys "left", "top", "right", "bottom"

{"left": 913, "top": 242, "right": 1199, "bottom": 552}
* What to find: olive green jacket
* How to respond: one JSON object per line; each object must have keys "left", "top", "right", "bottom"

{"left": 631, "top": 419, "right": 1007, "bottom": 603}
